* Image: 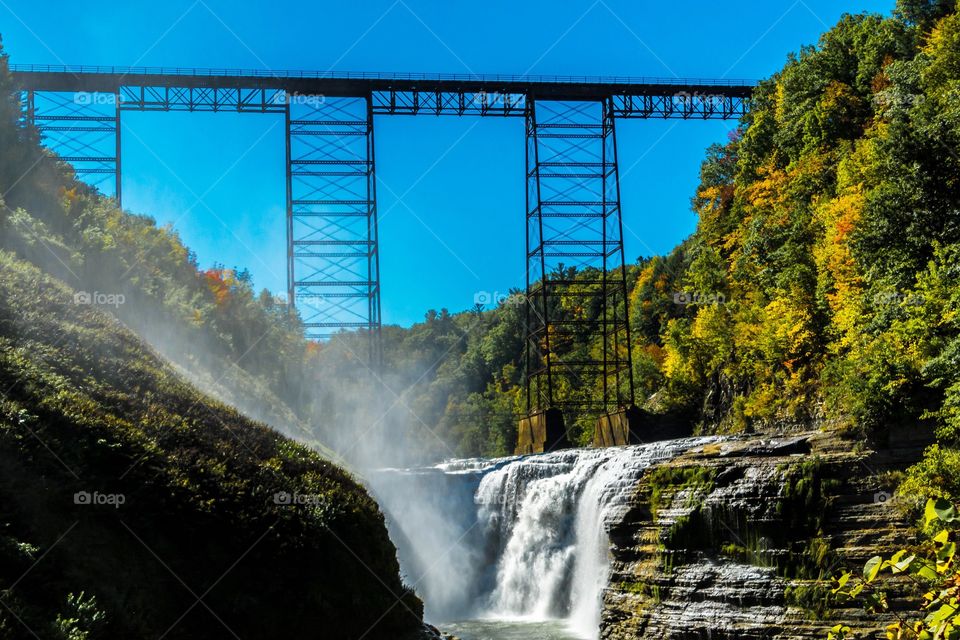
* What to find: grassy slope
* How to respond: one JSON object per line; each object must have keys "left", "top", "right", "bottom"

{"left": 0, "top": 251, "right": 421, "bottom": 639}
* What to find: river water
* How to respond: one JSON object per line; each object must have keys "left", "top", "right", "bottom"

{"left": 368, "top": 437, "right": 720, "bottom": 640}
{"left": 443, "top": 619, "right": 584, "bottom": 639}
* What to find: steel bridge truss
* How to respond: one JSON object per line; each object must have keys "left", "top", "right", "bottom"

{"left": 22, "top": 90, "right": 121, "bottom": 200}
{"left": 525, "top": 98, "right": 634, "bottom": 415}
{"left": 13, "top": 67, "right": 751, "bottom": 385}
{"left": 368, "top": 89, "right": 747, "bottom": 119}
{"left": 286, "top": 96, "right": 381, "bottom": 359}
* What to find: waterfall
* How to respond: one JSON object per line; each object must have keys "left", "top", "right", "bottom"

{"left": 369, "top": 437, "right": 719, "bottom": 639}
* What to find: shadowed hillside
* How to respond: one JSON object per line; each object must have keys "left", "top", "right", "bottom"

{"left": 0, "top": 250, "right": 422, "bottom": 638}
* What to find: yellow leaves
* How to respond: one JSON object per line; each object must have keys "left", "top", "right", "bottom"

{"left": 694, "top": 183, "right": 735, "bottom": 225}
{"left": 719, "top": 221, "right": 747, "bottom": 264}
{"left": 637, "top": 263, "right": 656, "bottom": 289}
{"left": 922, "top": 11, "right": 960, "bottom": 90}
{"left": 827, "top": 623, "right": 851, "bottom": 640}
{"left": 661, "top": 318, "right": 690, "bottom": 381}
{"left": 837, "top": 132, "right": 882, "bottom": 192}
{"left": 926, "top": 498, "right": 960, "bottom": 529}
{"left": 775, "top": 80, "right": 788, "bottom": 126}
{"left": 161, "top": 223, "right": 190, "bottom": 266}
{"left": 865, "top": 555, "right": 884, "bottom": 582}
{"left": 818, "top": 189, "right": 863, "bottom": 263}
{"left": 742, "top": 163, "right": 789, "bottom": 212}
{"left": 890, "top": 550, "right": 918, "bottom": 575}
{"left": 741, "top": 383, "right": 780, "bottom": 421}
{"left": 833, "top": 572, "right": 851, "bottom": 592}
{"left": 929, "top": 602, "right": 959, "bottom": 627}
{"left": 690, "top": 303, "right": 735, "bottom": 371}
{"left": 654, "top": 272, "right": 670, "bottom": 294}
{"left": 820, "top": 80, "right": 862, "bottom": 118}
{"left": 58, "top": 185, "right": 80, "bottom": 210}
{"left": 808, "top": 80, "right": 866, "bottom": 146}
{"left": 884, "top": 621, "right": 900, "bottom": 640}
{"left": 759, "top": 297, "right": 816, "bottom": 365}
{"left": 814, "top": 187, "right": 866, "bottom": 351}
{"left": 628, "top": 262, "right": 665, "bottom": 320}
{"left": 727, "top": 162, "right": 792, "bottom": 277}
{"left": 923, "top": 15, "right": 960, "bottom": 73}
{"left": 789, "top": 152, "right": 831, "bottom": 191}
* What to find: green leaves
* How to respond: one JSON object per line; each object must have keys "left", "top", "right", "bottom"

{"left": 864, "top": 555, "right": 885, "bottom": 582}
{"left": 860, "top": 550, "right": 918, "bottom": 584}
{"left": 833, "top": 572, "right": 851, "bottom": 592}
{"left": 830, "top": 497, "right": 960, "bottom": 640}
{"left": 890, "top": 549, "right": 917, "bottom": 574}
{"left": 926, "top": 498, "right": 960, "bottom": 528}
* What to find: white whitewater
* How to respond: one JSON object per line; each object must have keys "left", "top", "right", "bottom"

{"left": 369, "top": 437, "right": 719, "bottom": 639}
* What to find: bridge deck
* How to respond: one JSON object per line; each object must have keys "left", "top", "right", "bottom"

{"left": 11, "top": 64, "right": 754, "bottom": 100}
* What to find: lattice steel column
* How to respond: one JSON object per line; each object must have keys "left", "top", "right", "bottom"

{"left": 24, "top": 90, "right": 121, "bottom": 204}
{"left": 524, "top": 97, "right": 634, "bottom": 417}
{"left": 285, "top": 94, "right": 381, "bottom": 367}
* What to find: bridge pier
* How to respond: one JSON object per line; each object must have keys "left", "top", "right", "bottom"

{"left": 21, "top": 88, "right": 122, "bottom": 207}
{"left": 285, "top": 94, "right": 382, "bottom": 367}
{"left": 519, "top": 97, "right": 635, "bottom": 453}
{"left": 593, "top": 405, "right": 643, "bottom": 447}
{"left": 515, "top": 408, "right": 568, "bottom": 455}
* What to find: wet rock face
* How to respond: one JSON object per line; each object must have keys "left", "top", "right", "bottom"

{"left": 599, "top": 432, "right": 922, "bottom": 640}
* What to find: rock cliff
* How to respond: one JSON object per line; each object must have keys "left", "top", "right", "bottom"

{"left": 600, "top": 431, "right": 926, "bottom": 640}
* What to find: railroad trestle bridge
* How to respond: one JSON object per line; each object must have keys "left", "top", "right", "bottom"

{"left": 12, "top": 65, "right": 753, "bottom": 450}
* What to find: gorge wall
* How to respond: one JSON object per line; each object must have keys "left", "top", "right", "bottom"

{"left": 600, "top": 431, "right": 925, "bottom": 640}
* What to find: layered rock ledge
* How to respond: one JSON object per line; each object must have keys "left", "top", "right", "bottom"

{"left": 600, "top": 430, "right": 926, "bottom": 640}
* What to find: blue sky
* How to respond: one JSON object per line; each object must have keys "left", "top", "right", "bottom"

{"left": 1, "top": 0, "right": 893, "bottom": 326}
